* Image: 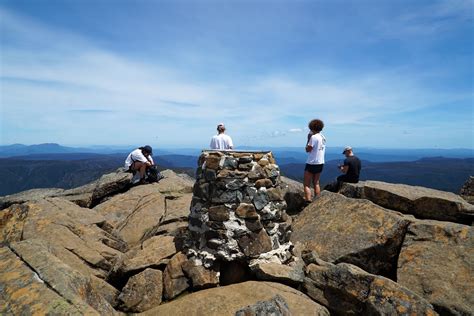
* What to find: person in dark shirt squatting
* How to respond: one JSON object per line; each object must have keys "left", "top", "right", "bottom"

{"left": 325, "top": 146, "right": 362, "bottom": 192}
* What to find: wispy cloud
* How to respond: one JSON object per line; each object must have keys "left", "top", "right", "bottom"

{"left": 0, "top": 4, "right": 472, "bottom": 148}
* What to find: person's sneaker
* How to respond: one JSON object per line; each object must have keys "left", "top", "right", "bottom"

{"left": 131, "top": 173, "right": 141, "bottom": 184}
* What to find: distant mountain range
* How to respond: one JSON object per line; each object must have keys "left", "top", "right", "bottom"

{"left": 0, "top": 143, "right": 472, "bottom": 196}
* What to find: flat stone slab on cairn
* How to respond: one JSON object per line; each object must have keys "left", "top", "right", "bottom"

{"left": 187, "top": 150, "right": 293, "bottom": 270}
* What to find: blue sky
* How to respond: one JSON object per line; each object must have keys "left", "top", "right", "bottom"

{"left": 0, "top": 0, "right": 473, "bottom": 149}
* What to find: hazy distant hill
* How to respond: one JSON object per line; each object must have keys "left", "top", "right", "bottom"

{"left": 0, "top": 144, "right": 472, "bottom": 196}
{"left": 279, "top": 157, "right": 474, "bottom": 193}
{"left": 0, "top": 153, "right": 196, "bottom": 196}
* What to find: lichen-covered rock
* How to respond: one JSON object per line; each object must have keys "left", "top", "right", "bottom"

{"left": 0, "top": 188, "right": 65, "bottom": 210}
{"left": 121, "top": 235, "right": 177, "bottom": 274}
{"left": 252, "top": 262, "right": 304, "bottom": 285}
{"left": 154, "top": 170, "right": 195, "bottom": 194}
{"left": 235, "top": 295, "right": 292, "bottom": 316}
{"left": 163, "top": 252, "right": 190, "bottom": 300}
{"left": 8, "top": 239, "right": 118, "bottom": 315}
{"left": 139, "top": 281, "right": 329, "bottom": 316}
{"left": 1, "top": 197, "right": 125, "bottom": 279}
{"left": 397, "top": 220, "right": 474, "bottom": 315}
{"left": 291, "top": 191, "right": 411, "bottom": 278}
{"left": 304, "top": 261, "right": 437, "bottom": 315}
{"left": 339, "top": 180, "right": 474, "bottom": 224}
{"left": 93, "top": 185, "right": 167, "bottom": 246}
{"left": 118, "top": 268, "right": 163, "bottom": 312}
{"left": 182, "top": 260, "right": 219, "bottom": 289}
{"left": 0, "top": 246, "right": 94, "bottom": 315}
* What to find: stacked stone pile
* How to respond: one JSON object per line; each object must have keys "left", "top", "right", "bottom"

{"left": 187, "top": 150, "right": 293, "bottom": 269}
{"left": 460, "top": 176, "right": 474, "bottom": 204}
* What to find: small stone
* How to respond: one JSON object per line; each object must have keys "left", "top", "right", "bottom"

{"left": 205, "top": 156, "right": 221, "bottom": 170}
{"left": 223, "top": 157, "right": 238, "bottom": 169}
{"left": 245, "top": 219, "right": 263, "bottom": 232}
{"left": 238, "top": 156, "right": 253, "bottom": 164}
{"left": 255, "top": 179, "right": 273, "bottom": 189}
{"left": 236, "top": 203, "right": 259, "bottom": 219}
{"left": 118, "top": 268, "right": 163, "bottom": 312}
{"left": 204, "top": 169, "right": 217, "bottom": 181}
{"left": 258, "top": 159, "right": 270, "bottom": 167}
{"left": 253, "top": 190, "right": 269, "bottom": 210}
{"left": 225, "top": 179, "right": 246, "bottom": 190}
{"left": 217, "top": 169, "right": 247, "bottom": 179}
{"left": 253, "top": 153, "right": 264, "bottom": 161}
{"left": 238, "top": 229, "right": 273, "bottom": 257}
{"left": 212, "top": 189, "right": 243, "bottom": 204}
{"left": 248, "top": 165, "right": 265, "bottom": 180}
{"left": 267, "top": 187, "right": 284, "bottom": 201}
{"left": 182, "top": 261, "right": 219, "bottom": 289}
{"left": 193, "top": 183, "right": 210, "bottom": 201}
{"left": 238, "top": 163, "right": 253, "bottom": 171}
{"left": 208, "top": 205, "right": 230, "bottom": 222}
{"left": 163, "top": 252, "right": 190, "bottom": 300}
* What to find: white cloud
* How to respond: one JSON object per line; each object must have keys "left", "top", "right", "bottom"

{"left": 0, "top": 6, "right": 471, "bottom": 148}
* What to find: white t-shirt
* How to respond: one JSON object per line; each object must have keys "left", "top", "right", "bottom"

{"left": 210, "top": 134, "right": 234, "bottom": 150}
{"left": 306, "top": 133, "right": 326, "bottom": 165}
{"left": 124, "top": 148, "right": 154, "bottom": 169}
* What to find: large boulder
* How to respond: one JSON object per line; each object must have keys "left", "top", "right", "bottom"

{"left": 119, "top": 235, "right": 177, "bottom": 275}
{"left": 0, "top": 197, "right": 125, "bottom": 281}
{"left": 139, "top": 281, "right": 329, "bottom": 316}
{"left": 0, "top": 169, "right": 133, "bottom": 209}
{"left": 340, "top": 181, "right": 474, "bottom": 224}
{"left": 0, "top": 188, "right": 65, "bottom": 210}
{"left": 0, "top": 246, "right": 95, "bottom": 315}
{"left": 291, "top": 191, "right": 411, "bottom": 278}
{"left": 303, "top": 261, "right": 437, "bottom": 315}
{"left": 118, "top": 268, "right": 163, "bottom": 313}
{"left": 93, "top": 185, "right": 167, "bottom": 246}
{"left": 280, "top": 176, "right": 305, "bottom": 214}
{"left": 397, "top": 220, "right": 474, "bottom": 315}
{"left": 9, "top": 239, "right": 118, "bottom": 315}
{"left": 154, "top": 170, "right": 194, "bottom": 194}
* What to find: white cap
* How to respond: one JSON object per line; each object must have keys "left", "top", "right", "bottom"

{"left": 342, "top": 146, "right": 352, "bottom": 154}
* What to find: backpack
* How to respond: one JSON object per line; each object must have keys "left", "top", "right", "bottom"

{"left": 146, "top": 165, "right": 164, "bottom": 183}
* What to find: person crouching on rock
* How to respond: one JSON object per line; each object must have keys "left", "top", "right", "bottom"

{"left": 324, "top": 146, "right": 362, "bottom": 192}
{"left": 304, "top": 119, "right": 326, "bottom": 204}
{"left": 125, "top": 145, "right": 154, "bottom": 184}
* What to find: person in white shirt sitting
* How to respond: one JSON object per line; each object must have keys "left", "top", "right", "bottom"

{"left": 124, "top": 145, "right": 154, "bottom": 184}
{"left": 210, "top": 123, "right": 234, "bottom": 150}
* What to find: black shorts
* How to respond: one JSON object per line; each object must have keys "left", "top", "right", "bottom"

{"left": 305, "top": 163, "right": 324, "bottom": 174}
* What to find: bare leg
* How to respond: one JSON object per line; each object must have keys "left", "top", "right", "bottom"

{"left": 132, "top": 162, "right": 147, "bottom": 180}
{"left": 312, "top": 172, "right": 322, "bottom": 198}
{"left": 303, "top": 170, "right": 313, "bottom": 201}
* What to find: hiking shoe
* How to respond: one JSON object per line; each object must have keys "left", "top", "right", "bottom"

{"left": 131, "top": 173, "right": 141, "bottom": 184}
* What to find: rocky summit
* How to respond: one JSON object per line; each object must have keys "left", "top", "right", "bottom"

{"left": 0, "top": 154, "right": 472, "bottom": 315}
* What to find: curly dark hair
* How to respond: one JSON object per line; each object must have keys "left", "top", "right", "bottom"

{"left": 308, "top": 119, "right": 324, "bottom": 133}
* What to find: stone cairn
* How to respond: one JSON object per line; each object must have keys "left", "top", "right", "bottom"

{"left": 186, "top": 150, "right": 294, "bottom": 272}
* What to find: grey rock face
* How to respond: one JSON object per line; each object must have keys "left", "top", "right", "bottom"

{"left": 118, "top": 268, "right": 163, "bottom": 312}
{"left": 339, "top": 180, "right": 474, "bottom": 224}
{"left": 235, "top": 295, "right": 292, "bottom": 316}
{"left": 291, "top": 191, "right": 410, "bottom": 278}
{"left": 397, "top": 220, "right": 474, "bottom": 315}
{"left": 304, "top": 261, "right": 437, "bottom": 315}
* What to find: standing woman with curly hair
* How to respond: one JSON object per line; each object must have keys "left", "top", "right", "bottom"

{"left": 304, "top": 119, "right": 326, "bottom": 203}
